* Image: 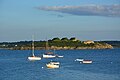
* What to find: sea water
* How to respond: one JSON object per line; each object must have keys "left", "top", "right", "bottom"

{"left": 0, "top": 49, "right": 120, "bottom": 80}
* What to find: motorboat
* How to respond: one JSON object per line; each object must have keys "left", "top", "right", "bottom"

{"left": 75, "top": 58, "right": 92, "bottom": 64}
{"left": 43, "top": 54, "right": 56, "bottom": 58}
{"left": 82, "top": 60, "right": 92, "bottom": 64}
{"left": 50, "top": 61, "right": 60, "bottom": 65}
{"left": 75, "top": 58, "right": 84, "bottom": 62}
{"left": 46, "top": 62, "right": 60, "bottom": 68}
{"left": 28, "top": 56, "right": 41, "bottom": 61}
{"left": 56, "top": 55, "right": 64, "bottom": 58}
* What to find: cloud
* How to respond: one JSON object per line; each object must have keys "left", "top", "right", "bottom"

{"left": 36, "top": 4, "right": 120, "bottom": 17}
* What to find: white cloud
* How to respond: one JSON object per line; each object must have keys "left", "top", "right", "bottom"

{"left": 36, "top": 4, "right": 120, "bottom": 17}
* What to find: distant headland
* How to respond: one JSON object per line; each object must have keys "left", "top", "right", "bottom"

{"left": 0, "top": 37, "right": 119, "bottom": 50}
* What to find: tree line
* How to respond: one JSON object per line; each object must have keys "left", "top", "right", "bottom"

{"left": 0, "top": 37, "right": 95, "bottom": 48}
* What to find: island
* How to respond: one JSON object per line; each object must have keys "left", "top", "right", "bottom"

{"left": 0, "top": 37, "right": 116, "bottom": 50}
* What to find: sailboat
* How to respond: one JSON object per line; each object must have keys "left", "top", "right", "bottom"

{"left": 42, "top": 40, "right": 56, "bottom": 58}
{"left": 28, "top": 36, "right": 41, "bottom": 61}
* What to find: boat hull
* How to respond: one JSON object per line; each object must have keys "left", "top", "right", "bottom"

{"left": 28, "top": 57, "right": 41, "bottom": 61}
{"left": 57, "top": 56, "right": 64, "bottom": 58}
{"left": 43, "top": 54, "right": 56, "bottom": 58}
{"left": 46, "top": 64, "right": 59, "bottom": 68}
{"left": 50, "top": 62, "right": 60, "bottom": 65}
{"left": 82, "top": 60, "right": 92, "bottom": 64}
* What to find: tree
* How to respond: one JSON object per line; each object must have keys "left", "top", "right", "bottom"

{"left": 61, "top": 37, "right": 69, "bottom": 41}
{"left": 52, "top": 37, "right": 60, "bottom": 41}
{"left": 70, "top": 37, "right": 77, "bottom": 41}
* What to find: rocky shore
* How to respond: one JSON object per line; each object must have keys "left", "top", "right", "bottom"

{"left": 8, "top": 43, "right": 113, "bottom": 50}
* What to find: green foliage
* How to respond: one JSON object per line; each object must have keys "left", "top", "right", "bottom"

{"left": 0, "top": 39, "right": 91, "bottom": 48}
{"left": 35, "top": 41, "right": 46, "bottom": 47}
{"left": 70, "top": 37, "right": 76, "bottom": 41}
{"left": 48, "top": 40, "right": 81, "bottom": 47}
{"left": 61, "top": 37, "right": 69, "bottom": 41}
{"left": 52, "top": 37, "right": 60, "bottom": 41}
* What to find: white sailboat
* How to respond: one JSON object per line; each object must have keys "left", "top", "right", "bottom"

{"left": 42, "top": 40, "right": 56, "bottom": 58}
{"left": 28, "top": 36, "right": 41, "bottom": 61}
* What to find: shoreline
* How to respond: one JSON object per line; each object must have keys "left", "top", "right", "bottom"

{"left": 3, "top": 46, "right": 113, "bottom": 50}
{"left": 1, "top": 39, "right": 117, "bottom": 50}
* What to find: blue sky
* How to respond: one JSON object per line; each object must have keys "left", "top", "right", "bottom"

{"left": 0, "top": 0, "right": 120, "bottom": 42}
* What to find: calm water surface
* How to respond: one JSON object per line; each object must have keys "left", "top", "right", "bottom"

{"left": 0, "top": 49, "right": 120, "bottom": 80}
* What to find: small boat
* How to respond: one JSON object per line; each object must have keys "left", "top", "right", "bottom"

{"left": 43, "top": 40, "right": 56, "bottom": 58}
{"left": 28, "top": 56, "right": 41, "bottom": 61}
{"left": 46, "top": 62, "right": 60, "bottom": 68}
{"left": 82, "top": 60, "right": 92, "bottom": 64}
{"left": 43, "top": 54, "right": 56, "bottom": 58}
{"left": 28, "top": 36, "right": 41, "bottom": 61}
{"left": 75, "top": 58, "right": 84, "bottom": 62}
{"left": 56, "top": 55, "right": 64, "bottom": 58}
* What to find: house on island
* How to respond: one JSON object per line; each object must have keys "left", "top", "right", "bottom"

{"left": 84, "top": 40, "right": 94, "bottom": 44}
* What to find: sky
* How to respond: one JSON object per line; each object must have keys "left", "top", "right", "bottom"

{"left": 0, "top": 0, "right": 120, "bottom": 42}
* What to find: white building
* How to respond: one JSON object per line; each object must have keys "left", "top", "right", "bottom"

{"left": 84, "top": 40, "right": 94, "bottom": 44}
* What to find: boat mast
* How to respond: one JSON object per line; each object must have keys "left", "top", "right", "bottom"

{"left": 32, "top": 35, "right": 35, "bottom": 56}
{"left": 45, "top": 37, "right": 49, "bottom": 52}
{"left": 46, "top": 40, "right": 48, "bottom": 50}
